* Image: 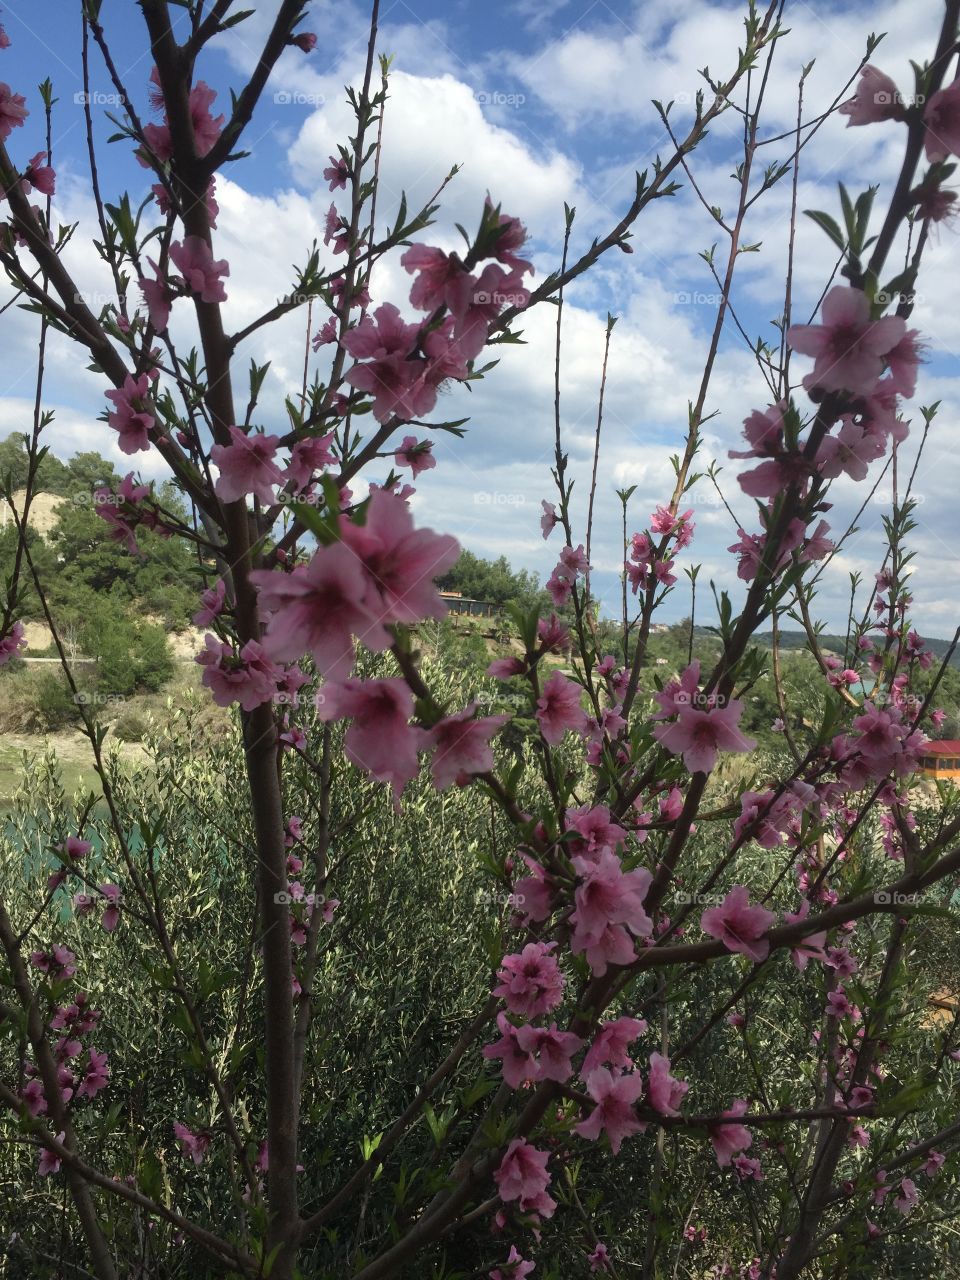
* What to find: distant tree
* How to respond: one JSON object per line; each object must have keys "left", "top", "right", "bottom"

{"left": 438, "top": 549, "right": 546, "bottom": 610}
{"left": 0, "top": 432, "right": 71, "bottom": 494}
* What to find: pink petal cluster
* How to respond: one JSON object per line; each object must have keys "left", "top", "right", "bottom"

{"left": 570, "top": 850, "right": 653, "bottom": 975}
{"left": 490, "top": 1246, "right": 535, "bottom": 1280}
{"left": 700, "top": 886, "right": 776, "bottom": 963}
{"left": 494, "top": 942, "right": 565, "bottom": 1018}
{"left": 0, "top": 81, "right": 27, "bottom": 140}
{"left": 211, "top": 427, "right": 285, "bottom": 504}
{"left": 654, "top": 689, "right": 756, "bottom": 775}
{"left": 839, "top": 66, "right": 905, "bottom": 126}
{"left": 646, "top": 1051, "right": 688, "bottom": 1116}
{"left": 493, "top": 1139, "right": 556, "bottom": 1218}
{"left": 105, "top": 374, "right": 155, "bottom": 455}
{"left": 418, "top": 704, "right": 508, "bottom": 789}
{"left": 170, "top": 236, "right": 230, "bottom": 304}
{"left": 483, "top": 1012, "right": 582, "bottom": 1087}
{"left": 195, "top": 635, "right": 283, "bottom": 711}
{"left": 786, "top": 287, "right": 905, "bottom": 397}
{"left": 0, "top": 619, "right": 25, "bottom": 666}
{"left": 535, "top": 671, "right": 588, "bottom": 745}
{"left": 316, "top": 677, "right": 419, "bottom": 802}
{"left": 709, "top": 1098, "right": 753, "bottom": 1166}
{"left": 924, "top": 79, "right": 960, "bottom": 161}
{"left": 574, "top": 1067, "right": 645, "bottom": 1154}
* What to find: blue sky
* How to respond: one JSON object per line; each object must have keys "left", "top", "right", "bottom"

{"left": 1, "top": 0, "right": 959, "bottom": 639}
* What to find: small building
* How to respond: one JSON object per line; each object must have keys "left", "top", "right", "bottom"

{"left": 918, "top": 740, "right": 960, "bottom": 780}
{"left": 439, "top": 592, "right": 500, "bottom": 620}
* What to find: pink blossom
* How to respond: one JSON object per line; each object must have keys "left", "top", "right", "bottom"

{"left": 105, "top": 374, "right": 155, "bottom": 455}
{"left": 540, "top": 500, "right": 559, "bottom": 539}
{"left": 291, "top": 31, "right": 318, "bottom": 53}
{"left": 195, "top": 635, "right": 282, "bottom": 711}
{"left": 483, "top": 1012, "right": 541, "bottom": 1087}
{"left": 784, "top": 902, "right": 827, "bottom": 971}
{"left": 339, "top": 487, "right": 459, "bottom": 626}
{"left": 490, "top": 1245, "right": 535, "bottom": 1280}
{"left": 38, "top": 1135, "right": 64, "bottom": 1176}
{"left": 786, "top": 286, "right": 905, "bottom": 397}
{"left": 647, "top": 1052, "right": 689, "bottom": 1116}
{"left": 76, "top": 1048, "right": 110, "bottom": 1100}
{"left": 211, "top": 427, "right": 284, "bottom": 504}
{"left": 531, "top": 1024, "right": 582, "bottom": 1082}
{"left": 571, "top": 850, "right": 653, "bottom": 946}
{"left": 487, "top": 656, "right": 525, "bottom": 679}
{"left": 140, "top": 261, "right": 173, "bottom": 331}
{"left": 484, "top": 201, "right": 533, "bottom": 274}
{"left": 652, "top": 661, "right": 700, "bottom": 719}
{"left": 30, "top": 945, "right": 76, "bottom": 979}
{"left": 394, "top": 435, "right": 436, "bottom": 477}
{"left": 457, "top": 263, "right": 528, "bottom": 359}
{"left": 588, "top": 1242, "right": 612, "bottom": 1272}
{"left": 343, "top": 303, "right": 436, "bottom": 422}
{"left": 494, "top": 1139, "right": 556, "bottom": 1218}
{"left": 169, "top": 236, "right": 229, "bottom": 303}
{"left": 839, "top": 66, "right": 904, "bottom": 126}
{"left": 418, "top": 704, "right": 508, "bottom": 789}
{"left": 884, "top": 328, "right": 922, "bottom": 398}
{"left": 818, "top": 418, "right": 884, "bottom": 482}
{"left": 801, "top": 519, "right": 835, "bottom": 563}
{"left": 893, "top": 1177, "right": 918, "bottom": 1215}
{"left": 494, "top": 941, "right": 564, "bottom": 1018}
{"left": 575, "top": 1067, "right": 645, "bottom": 1154}
{"left": 316, "top": 678, "right": 419, "bottom": 802}
{"left": 193, "top": 578, "right": 226, "bottom": 627}
{"left": 581, "top": 1016, "right": 647, "bottom": 1079}
{"left": 21, "top": 151, "right": 55, "bottom": 196}
{"left": 287, "top": 433, "right": 335, "bottom": 489}
{"left": 654, "top": 699, "right": 756, "bottom": 775}
{"left": 99, "top": 884, "right": 122, "bottom": 933}
{"left": 535, "top": 671, "right": 587, "bottom": 745}
{"left": 924, "top": 78, "right": 960, "bottom": 161}
{"left": 323, "top": 154, "right": 350, "bottom": 189}
{"left": 252, "top": 542, "right": 391, "bottom": 680}
{"left": 709, "top": 1099, "right": 752, "bottom": 1166}
{"left": 701, "top": 887, "right": 776, "bottom": 963}
{"left": 923, "top": 1150, "right": 945, "bottom": 1177}
{"left": 401, "top": 244, "right": 475, "bottom": 316}
{"left": 826, "top": 988, "right": 854, "bottom": 1019}
{"left": 0, "top": 619, "right": 25, "bottom": 666}
{"left": 0, "top": 81, "right": 27, "bottom": 140}
{"left": 173, "top": 1122, "right": 211, "bottom": 1166}
{"left": 566, "top": 804, "right": 627, "bottom": 860}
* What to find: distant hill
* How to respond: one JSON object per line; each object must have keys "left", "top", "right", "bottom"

{"left": 750, "top": 629, "right": 960, "bottom": 670}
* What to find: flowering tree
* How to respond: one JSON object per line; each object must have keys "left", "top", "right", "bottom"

{"left": 1, "top": 1, "right": 960, "bottom": 1277}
